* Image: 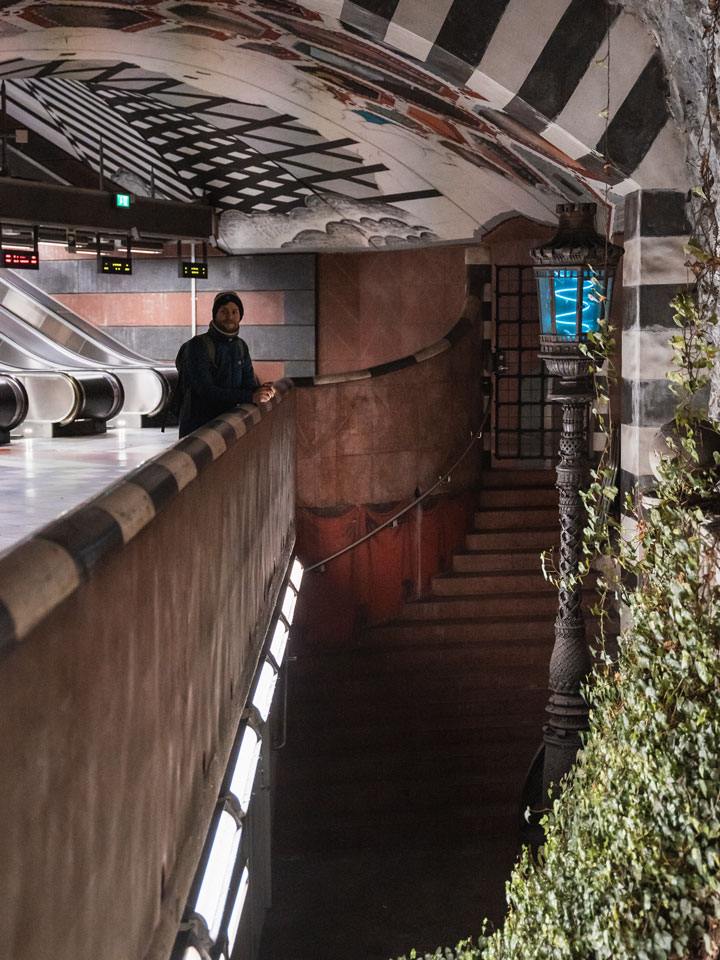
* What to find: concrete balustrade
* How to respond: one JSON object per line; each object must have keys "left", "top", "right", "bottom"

{"left": 0, "top": 381, "right": 296, "bottom": 960}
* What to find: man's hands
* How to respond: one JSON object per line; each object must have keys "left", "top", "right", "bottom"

{"left": 253, "top": 382, "right": 276, "bottom": 404}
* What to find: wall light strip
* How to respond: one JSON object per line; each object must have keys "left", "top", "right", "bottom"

{"left": 193, "top": 811, "right": 242, "bottom": 942}
{"left": 227, "top": 865, "right": 251, "bottom": 956}
{"left": 229, "top": 724, "right": 262, "bottom": 814}
{"left": 251, "top": 661, "right": 278, "bottom": 723}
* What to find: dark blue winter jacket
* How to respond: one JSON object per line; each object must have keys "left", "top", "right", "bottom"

{"left": 178, "top": 325, "right": 258, "bottom": 438}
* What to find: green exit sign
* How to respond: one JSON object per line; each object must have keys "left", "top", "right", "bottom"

{"left": 115, "top": 193, "right": 131, "bottom": 208}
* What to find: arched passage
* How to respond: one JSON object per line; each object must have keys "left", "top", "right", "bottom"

{"left": 0, "top": 0, "right": 693, "bottom": 485}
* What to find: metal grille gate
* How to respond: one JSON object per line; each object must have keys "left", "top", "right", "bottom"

{"left": 493, "top": 264, "right": 559, "bottom": 460}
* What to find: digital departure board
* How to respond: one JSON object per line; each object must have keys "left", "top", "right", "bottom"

{"left": 98, "top": 256, "right": 132, "bottom": 275}
{"left": 179, "top": 261, "right": 209, "bottom": 279}
{"left": 2, "top": 250, "right": 39, "bottom": 270}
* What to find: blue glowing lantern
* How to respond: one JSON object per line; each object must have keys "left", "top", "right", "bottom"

{"left": 531, "top": 203, "right": 622, "bottom": 379}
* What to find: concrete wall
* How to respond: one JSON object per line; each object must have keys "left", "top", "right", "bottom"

{"left": 33, "top": 246, "right": 316, "bottom": 379}
{"left": 0, "top": 388, "right": 296, "bottom": 960}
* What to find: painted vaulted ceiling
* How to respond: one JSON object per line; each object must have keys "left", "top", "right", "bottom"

{"left": 0, "top": 0, "right": 688, "bottom": 252}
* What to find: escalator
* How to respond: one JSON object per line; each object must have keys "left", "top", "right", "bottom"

{"left": 0, "top": 270, "right": 175, "bottom": 426}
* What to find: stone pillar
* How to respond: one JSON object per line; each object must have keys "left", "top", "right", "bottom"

{"left": 621, "top": 189, "right": 691, "bottom": 495}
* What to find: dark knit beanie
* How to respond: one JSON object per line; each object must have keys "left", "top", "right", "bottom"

{"left": 212, "top": 291, "right": 244, "bottom": 322}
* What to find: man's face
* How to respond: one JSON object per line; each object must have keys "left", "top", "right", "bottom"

{"left": 214, "top": 301, "right": 242, "bottom": 334}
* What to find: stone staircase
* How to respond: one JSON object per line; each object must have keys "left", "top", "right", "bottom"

{"left": 272, "top": 470, "right": 562, "bottom": 858}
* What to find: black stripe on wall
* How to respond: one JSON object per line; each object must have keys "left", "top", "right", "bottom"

{"left": 636, "top": 191, "right": 690, "bottom": 239}
{"left": 621, "top": 378, "right": 694, "bottom": 428}
{"left": 627, "top": 190, "right": 690, "bottom": 240}
{"left": 370, "top": 355, "right": 417, "bottom": 377}
{"left": 128, "top": 463, "right": 180, "bottom": 512}
{"left": 623, "top": 283, "right": 685, "bottom": 331}
{"left": 347, "top": 0, "right": 400, "bottom": 18}
{"left": 40, "top": 507, "right": 124, "bottom": 577}
{"left": 0, "top": 600, "right": 16, "bottom": 653}
{"left": 446, "top": 316, "right": 472, "bottom": 344}
{"left": 360, "top": 188, "right": 442, "bottom": 204}
{"left": 624, "top": 190, "right": 640, "bottom": 240}
{"left": 434, "top": 0, "right": 512, "bottom": 69}
{"left": 466, "top": 265, "right": 491, "bottom": 299}
{"left": 596, "top": 53, "right": 669, "bottom": 175}
{"left": 340, "top": 0, "right": 395, "bottom": 41}
{"left": 176, "top": 436, "right": 216, "bottom": 472}
{"left": 515, "top": 0, "right": 620, "bottom": 123}
{"left": 620, "top": 466, "right": 654, "bottom": 497}
{"left": 206, "top": 418, "right": 241, "bottom": 445}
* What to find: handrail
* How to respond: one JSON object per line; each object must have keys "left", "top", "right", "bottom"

{"left": 306, "top": 392, "right": 492, "bottom": 573}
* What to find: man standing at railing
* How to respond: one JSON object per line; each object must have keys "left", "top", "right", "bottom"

{"left": 177, "top": 291, "right": 275, "bottom": 438}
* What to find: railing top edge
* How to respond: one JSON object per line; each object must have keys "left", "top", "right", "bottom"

{"left": 0, "top": 378, "right": 295, "bottom": 653}
{"left": 292, "top": 297, "right": 480, "bottom": 389}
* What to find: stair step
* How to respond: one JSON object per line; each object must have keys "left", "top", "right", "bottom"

{"left": 478, "top": 487, "right": 557, "bottom": 509}
{"left": 272, "top": 803, "right": 517, "bottom": 854}
{"left": 275, "top": 764, "right": 533, "bottom": 807}
{"left": 451, "top": 549, "right": 545, "bottom": 573}
{"left": 288, "top": 665, "right": 549, "bottom": 705}
{"left": 278, "top": 717, "right": 542, "bottom": 783}
{"left": 289, "top": 639, "right": 553, "bottom": 681}
{"left": 401, "top": 591, "right": 597, "bottom": 620}
{"left": 431, "top": 570, "right": 552, "bottom": 596}
{"left": 360, "top": 616, "right": 554, "bottom": 646}
{"left": 277, "top": 737, "right": 542, "bottom": 787}
{"left": 466, "top": 528, "right": 559, "bottom": 550}
{"left": 286, "top": 693, "right": 549, "bottom": 742}
{"left": 473, "top": 505, "right": 558, "bottom": 529}
{"left": 401, "top": 592, "right": 558, "bottom": 620}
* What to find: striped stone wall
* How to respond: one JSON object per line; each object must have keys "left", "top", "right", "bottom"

{"left": 621, "top": 189, "right": 692, "bottom": 493}
{"left": 32, "top": 251, "right": 316, "bottom": 379}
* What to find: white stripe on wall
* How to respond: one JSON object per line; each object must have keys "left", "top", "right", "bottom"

{"left": 477, "top": 0, "right": 571, "bottom": 101}
{"left": 621, "top": 423, "right": 658, "bottom": 477}
{"left": 621, "top": 329, "right": 674, "bottom": 383}
{"left": 623, "top": 235, "right": 691, "bottom": 287}
{"left": 629, "top": 119, "right": 690, "bottom": 190}
{"left": 384, "top": 0, "right": 454, "bottom": 59}
{"left": 553, "top": 12, "right": 656, "bottom": 154}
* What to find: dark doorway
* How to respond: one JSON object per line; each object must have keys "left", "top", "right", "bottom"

{"left": 493, "top": 264, "right": 559, "bottom": 462}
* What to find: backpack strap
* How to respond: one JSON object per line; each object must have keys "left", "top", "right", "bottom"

{"left": 175, "top": 332, "right": 218, "bottom": 371}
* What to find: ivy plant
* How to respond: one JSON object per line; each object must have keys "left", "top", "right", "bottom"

{"left": 390, "top": 291, "right": 720, "bottom": 960}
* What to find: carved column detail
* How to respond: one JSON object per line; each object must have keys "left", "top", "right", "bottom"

{"left": 542, "top": 388, "right": 593, "bottom": 798}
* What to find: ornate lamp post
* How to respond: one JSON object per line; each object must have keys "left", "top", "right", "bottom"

{"left": 530, "top": 202, "right": 623, "bottom": 800}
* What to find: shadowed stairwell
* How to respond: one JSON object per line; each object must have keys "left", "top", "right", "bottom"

{"left": 260, "top": 470, "right": 568, "bottom": 960}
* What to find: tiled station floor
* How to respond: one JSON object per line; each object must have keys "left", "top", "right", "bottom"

{"left": 0, "top": 426, "right": 177, "bottom": 556}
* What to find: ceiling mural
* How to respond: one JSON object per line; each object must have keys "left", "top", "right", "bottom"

{"left": 0, "top": 0, "right": 686, "bottom": 251}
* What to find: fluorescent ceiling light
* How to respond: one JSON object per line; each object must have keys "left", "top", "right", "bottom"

{"left": 251, "top": 661, "right": 278, "bottom": 723}
{"left": 194, "top": 810, "right": 242, "bottom": 942}
{"left": 227, "top": 865, "right": 250, "bottom": 956}
{"left": 229, "top": 725, "right": 261, "bottom": 814}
